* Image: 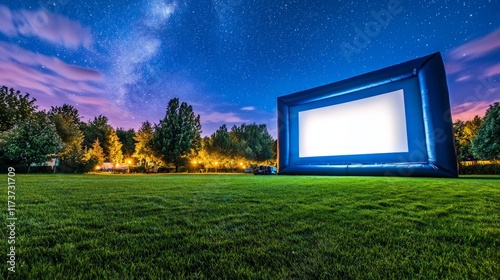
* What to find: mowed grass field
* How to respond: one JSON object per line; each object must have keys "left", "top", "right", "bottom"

{"left": 2, "top": 174, "right": 499, "bottom": 279}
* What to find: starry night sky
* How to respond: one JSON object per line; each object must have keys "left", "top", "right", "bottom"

{"left": 1, "top": 0, "right": 499, "bottom": 136}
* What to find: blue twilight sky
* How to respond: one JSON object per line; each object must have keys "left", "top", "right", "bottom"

{"left": 0, "top": 0, "right": 499, "bottom": 137}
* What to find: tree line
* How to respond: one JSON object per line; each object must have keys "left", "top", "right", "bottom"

{"left": 0, "top": 86, "right": 276, "bottom": 173}
{"left": 453, "top": 102, "right": 500, "bottom": 161}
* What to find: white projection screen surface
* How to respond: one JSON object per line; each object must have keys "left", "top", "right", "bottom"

{"left": 298, "top": 89, "right": 408, "bottom": 158}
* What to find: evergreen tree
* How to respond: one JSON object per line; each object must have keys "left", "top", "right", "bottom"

{"left": 107, "top": 129, "right": 124, "bottom": 163}
{"left": 133, "top": 121, "right": 159, "bottom": 168}
{"left": 85, "top": 138, "right": 105, "bottom": 165}
{"left": 152, "top": 98, "right": 202, "bottom": 172}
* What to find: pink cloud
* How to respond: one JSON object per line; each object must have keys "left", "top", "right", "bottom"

{"left": 444, "top": 62, "right": 460, "bottom": 75}
{"left": 0, "top": 5, "right": 92, "bottom": 49}
{"left": 451, "top": 100, "right": 499, "bottom": 121}
{"left": 449, "top": 29, "right": 500, "bottom": 60}
{"left": 446, "top": 29, "right": 500, "bottom": 77}
{"left": 454, "top": 75, "right": 472, "bottom": 82}
{"left": 484, "top": 63, "right": 500, "bottom": 78}
{"left": 0, "top": 41, "right": 139, "bottom": 130}
{"left": 0, "top": 42, "right": 103, "bottom": 97}
{"left": 0, "top": 43, "right": 102, "bottom": 81}
{"left": 0, "top": 41, "right": 112, "bottom": 126}
{"left": 0, "top": 61, "right": 56, "bottom": 95}
{"left": 0, "top": 6, "right": 16, "bottom": 36}
{"left": 70, "top": 95, "right": 110, "bottom": 106}
{"left": 67, "top": 95, "right": 137, "bottom": 128}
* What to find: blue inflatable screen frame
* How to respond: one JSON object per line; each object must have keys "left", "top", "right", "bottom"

{"left": 277, "top": 52, "right": 458, "bottom": 177}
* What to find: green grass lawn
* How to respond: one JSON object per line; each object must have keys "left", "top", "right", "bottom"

{"left": 2, "top": 174, "right": 499, "bottom": 279}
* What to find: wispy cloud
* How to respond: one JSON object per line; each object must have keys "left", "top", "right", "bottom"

{"left": 448, "top": 29, "right": 500, "bottom": 61}
{"left": 451, "top": 101, "right": 495, "bottom": 121}
{"left": 0, "top": 42, "right": 102, "bottom": 96}
{"left": 446, "top": 28, "right": 500, "bottom": 78}
{"left": 445, "top": 29, "right": 500, "bottom": 121}
{"left": 484, "top": 63, "right": 500, "bottom": 78}
{"left": 0, "top": 40, "right": 136, "bottom": 128}
{"left": 241, "top": 106, "right": 255, "bottom": 111}
{"left": 201, "top": 112, "right": 249, "bottom": 123}
{"left": 0, "top": 5, "right": 92, "bottom": 49}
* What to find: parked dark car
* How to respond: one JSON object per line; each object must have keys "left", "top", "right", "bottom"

{"left": 253, "top": 165, "right": 277, "bottom": 175}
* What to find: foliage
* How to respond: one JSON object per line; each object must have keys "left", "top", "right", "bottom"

{"left": 133, "top": 121, "right": 160, "bottom": 168}
{"left": 0, "top": 112, "right": 63, "bottom": 172}
{"left": 459, "top": 162, "right": 500, "bottom": 175}
{"left": 152, "top": 98, "right": 202, "bottom": 171}
{"left": 48, "top": 104, "right": 82, "bottom": 125}
{"left": 204, "top": 124, "right": 232, "bottom": 166}
{"left": 49, "top": 113, "right": 83, "bottom": 145}
{"left": 0, "top": 85, "right": 37, "bottom": 132}
{"left": 106, "top": 129, "right": 124, "bottom": 163}
{"left": 201, "top": 123, "right": 275, "bottom": 168}
{"left": 6, "top": 174, "right": 500, "bottom": 279}
{"left": 453, "top": 116, "right": 483, "bottom": 160}
{"left": 472, "top": 102, "right": 500, "bottom": 160}
{"left": 196, "top": 136, "right": 217, "bottom": 170}
{"left": 58, "top": 135, "right": 86, "bottom": 173}
{"left": 48, "top": 104, "right": 89, "bottom": 172}
{"left": 85, "top": 138, "right": 105, "bottom": 166}
{"left": 271, "top": 139, "right": 278, "bottom": 165}
{"left": 80, "top": 115, "right": 113, "bottom": 153}
{"left": 230, "top": 123, "right": 274, "bottom": 162}
{"left": 116, "top": 127, "right": 136, "bottom": 158}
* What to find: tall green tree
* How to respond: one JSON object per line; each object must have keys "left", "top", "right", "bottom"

{"left": 0, "top": 86, "right": 37, "bottom": 132}
{"left": 48, "top": 104, "right": 87, "bottom": 172}
{"left": 472, "top": 102, "right": 500, "bottom": 160}
{"left": 116, "top": 128, "right": 135, "bottom": 158}
{"left": 1, "top": 112, "right": 63, "bottom": 173}
{"left": 107, "top": 129, "right": 124, "bottom": 163}
{"left": 133, "top": 121, "right": 160, "bottom": 168}
{"left": 152, "top": 98, "right": 202, "bottom": 172}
